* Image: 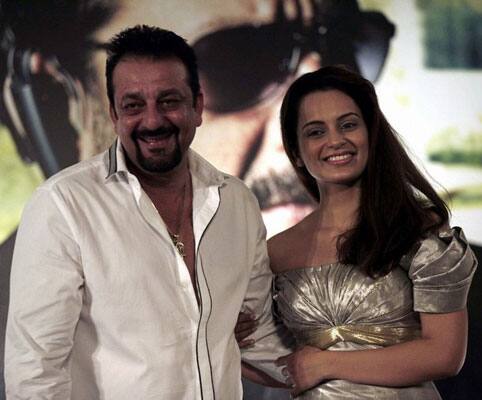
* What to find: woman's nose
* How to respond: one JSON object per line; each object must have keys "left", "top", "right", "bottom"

{"left": 326, "top": 129, "right": 346, "bottom": 148}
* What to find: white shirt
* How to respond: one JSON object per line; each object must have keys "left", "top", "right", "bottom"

{"left": 5, "top": 141, "right": 290, "bottom": 399}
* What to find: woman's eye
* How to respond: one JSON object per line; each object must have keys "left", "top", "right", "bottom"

{"left": 341, "top": 121, "right": 357, "bottom": 130}
{"left": 306, "top": 128, "right": 325, "bottom": 137}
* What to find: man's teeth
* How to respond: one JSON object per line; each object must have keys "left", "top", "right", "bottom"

{"left": 143, "top": 136, "right": 162, "bottom": 143}
{"left": 327, "top": 154, "right": 351, "bottom": 161}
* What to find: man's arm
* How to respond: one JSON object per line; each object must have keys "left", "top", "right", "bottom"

{"left": 5, "top": 187, "right": 84, "bottom": 399}
{"left": 239, "top": 195, "right": 293, "bottom": 384}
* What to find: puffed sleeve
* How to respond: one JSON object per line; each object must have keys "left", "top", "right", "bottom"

{"left": 400, "top": 227, "right": 477, "bottom": 313}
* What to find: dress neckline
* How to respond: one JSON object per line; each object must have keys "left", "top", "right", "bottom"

{"left": 274, "top": 261, "right": 345, "bottom": 276}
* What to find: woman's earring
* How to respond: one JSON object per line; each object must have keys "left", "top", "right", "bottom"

{"left": 295, "top": 158, "right": 304, "bottom": 168}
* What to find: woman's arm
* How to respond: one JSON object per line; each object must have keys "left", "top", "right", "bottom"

{"left": 277, "top": 309, "right": 468, "bottom": 396}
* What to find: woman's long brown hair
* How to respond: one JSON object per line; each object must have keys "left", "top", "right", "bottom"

{"left": 280, "top": 66, "right": 449, "bottom": 277}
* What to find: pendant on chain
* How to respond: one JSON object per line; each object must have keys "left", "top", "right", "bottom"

{"left": 169, "top": 233, "right": 186, "bottom": 257}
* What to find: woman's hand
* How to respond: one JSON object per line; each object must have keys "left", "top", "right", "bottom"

{"left": 235, "top": 310, "right": 258, "bottom": 348}
{"left": 275, "top": 309, "right": 468, "bottom": 395}
{"left": 276, "top": 346, "right": 327, "bottom": 396}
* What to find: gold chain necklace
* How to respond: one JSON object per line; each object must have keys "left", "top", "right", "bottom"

{"left": 168, "top": 178, "right": 189, "bottom": 258}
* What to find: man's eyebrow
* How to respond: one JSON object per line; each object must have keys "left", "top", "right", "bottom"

{"left": 120, "top": 92, "right": 143, "bottom": 102}
{"left": 157, "top": 89, "right": 185, "bottom": 98}
{"left": 120, "top": 89, "right": 185, "bottom": 101}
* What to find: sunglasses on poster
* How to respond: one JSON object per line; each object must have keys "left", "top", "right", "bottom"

{"left": 0, "top": 0, "right": 395, "bottom": 180}
{"left": 193, "top": 0, "right": 395, "bottom": 113}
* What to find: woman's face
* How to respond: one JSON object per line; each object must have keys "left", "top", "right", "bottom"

{"left": 296, "top": 89, "right": 369, "bottom": 190}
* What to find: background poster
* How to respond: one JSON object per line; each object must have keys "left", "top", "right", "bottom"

{"left": 0, "top": 1, "right": 481, "bottom": 398}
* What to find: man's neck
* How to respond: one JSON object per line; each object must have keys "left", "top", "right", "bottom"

{"left": 127, "top": 156, "right": 190, "bottom": 194}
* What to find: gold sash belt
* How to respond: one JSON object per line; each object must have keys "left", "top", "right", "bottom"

{"left": 297, "top": 324, "right": 420, "bottom": 349}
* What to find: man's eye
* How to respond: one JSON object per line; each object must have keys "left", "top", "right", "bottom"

{"left": 122, "top": 102, "right": 143, "bottom": 112}
{"left": 160, "top": 98, "right": 182, "bottom": 109}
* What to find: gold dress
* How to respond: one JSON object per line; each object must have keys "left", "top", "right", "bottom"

{"left": 274, "top": 227, "right": 477, "bottom": 399}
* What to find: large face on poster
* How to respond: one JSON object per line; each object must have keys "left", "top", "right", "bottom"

{"left": 0, "top": 0, "right": 481, "bottom": 246}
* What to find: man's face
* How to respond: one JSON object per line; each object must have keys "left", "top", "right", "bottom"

{"left": 95, "top": 0, "right": 317, "bottom": 235}
{"left": 109, "top": 56, "right": 202, "bottom": 175}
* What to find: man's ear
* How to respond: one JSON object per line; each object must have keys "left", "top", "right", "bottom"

{"left": 109, "top": 104, "right": 118, "bottom": 124}
{"left": 194, "top": 92, "right": 204, "bottom": 127}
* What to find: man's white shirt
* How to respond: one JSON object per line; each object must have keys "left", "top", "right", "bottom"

{"left": 5, "top": 140, "right": 290, "bottom": 400}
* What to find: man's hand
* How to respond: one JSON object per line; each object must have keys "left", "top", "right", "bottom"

{"left": 235, "top": 310, "right": 258, "bottom": 348}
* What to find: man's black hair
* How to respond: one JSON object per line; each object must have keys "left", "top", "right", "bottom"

{"left": 105, "top": 24, "right": 200, "bottom": 109}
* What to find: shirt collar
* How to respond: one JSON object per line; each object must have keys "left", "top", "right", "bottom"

{"left": 105, "top": 138, "right": 125, "bottom": 178}
{"left": 105, "top": 138, "right": 228, "bottom": 187}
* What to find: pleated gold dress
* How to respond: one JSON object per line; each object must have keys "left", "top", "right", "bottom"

{"left": 274, "top": 227, "right": 477, "bottom": 399}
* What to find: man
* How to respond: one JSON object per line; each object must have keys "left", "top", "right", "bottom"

{"left": 5, "top": 25, "right": 290, "bottom": 399}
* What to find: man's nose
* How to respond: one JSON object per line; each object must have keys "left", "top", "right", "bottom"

{"left": 142, "top": 105, "right": 165, "bottom": 130}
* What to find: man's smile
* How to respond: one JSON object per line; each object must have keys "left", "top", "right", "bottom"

{"left": 134, "top": 126, "right": 179, "bottom": 151}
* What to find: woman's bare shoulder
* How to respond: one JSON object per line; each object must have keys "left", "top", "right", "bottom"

{"left": 268, "top": 216, "right": 313, "bottom": 274}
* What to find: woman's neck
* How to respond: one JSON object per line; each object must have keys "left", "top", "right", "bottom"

{"left": 316, "top": 184, "right": 361, "bottom": 231}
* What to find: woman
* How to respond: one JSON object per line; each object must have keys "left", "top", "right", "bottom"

{"left": 240, "top": 66, "right": 477, "bottom": 399}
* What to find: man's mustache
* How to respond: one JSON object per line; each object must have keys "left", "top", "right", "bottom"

{"left": 133, "top": 125, "right": 179, "bottom": 139}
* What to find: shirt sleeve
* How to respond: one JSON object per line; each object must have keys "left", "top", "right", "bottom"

{"left": 5, "top": 186, "right": 84, "bottom": 399}
{"left": 239, "top": 193, "right": 294, "bottom": 383}
{"left": 401, "top": 227, "right": 477, "bottom": 313}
